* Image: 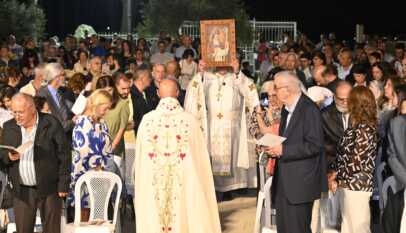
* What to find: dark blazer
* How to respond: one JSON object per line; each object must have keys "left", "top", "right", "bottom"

{"left": 321, "top": 103, "right": 345, "bottom": 168}
{"left": 295, "top": 69, "right": 308, "bottom": 90}
{"left": 131, "top": 85, "right": 154, "bottom": 136}
{"left": 273, "top": 94, "right": 327, "bottom": 204}
{"left": 145, "top": 81, "right": 160, "bottom": 109}
{"left": 0, "top": 113, "right": 71, "bottom": 200}
{"left": 387, "top": 115, "right": 406, "bottom": 188}
{"left": 37, "top": 86, "right": 74, "bottom": 133}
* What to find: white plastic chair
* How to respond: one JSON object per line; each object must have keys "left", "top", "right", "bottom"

{"left": 63, "top": 170, "right": 122, "bottom": 233}
{"left": 254, "top": 177, "right": 277, "bottom": 233}
{"left": 124, "top": 143, "right": 136, "bottom": 196}
{"left": 400, "top": 189, "right": 406, "bottom": 233}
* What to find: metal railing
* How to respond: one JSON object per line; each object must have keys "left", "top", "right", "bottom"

{"left": 98, "top": 20, "right": 298, "bottom": 79}
{"left": 250, "top": 20, "right": 297, "bottom": 44}
{"left": 98, "top": 20, "right": 297, "bottom": 46}
{"left": 178, "top": 21, "right": 200, "bottom": 40}
{"left": 177, "top": 20, "right": 297, "bottom": 77}
{"left": 178, "top": 20, "right": 297, "bottom": 44}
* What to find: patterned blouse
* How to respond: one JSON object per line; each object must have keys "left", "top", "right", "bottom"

{"left": 249, "top": 95, "right": 282, "bottom": 166}
{"left": 335, "top": 123, "right": 378, "bottom": 192}
{"left": 249, "top": 95, "right": 282, "bottom": 140}
{"left": 68, "top": 115, "right": 113, "bottom": 207}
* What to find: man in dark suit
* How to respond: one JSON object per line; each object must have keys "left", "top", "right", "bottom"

{"left": 0, "top": 93, "right": 70, "bottom": 233}
{"left": 145, "top": 64, "right": 165, "bottom": 109}
{"left": 321, "top": 81, "right": 352, "bottom": 168}
{"left": 266, "top": 71, "right": 327, "bottom": 233}
{"left": 131, "top": 68, "right": 154, "bottom": 136}
{"left": 37, "top": 63, "right": 74, "bottom": 135}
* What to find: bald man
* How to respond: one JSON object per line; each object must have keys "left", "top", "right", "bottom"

{"left": 266, "top": 71, "right": 326, "bottom": 233}
{"left": 145, "top": 64, "right": 166, "bottom": 108}
{"left": 134, "top": 77, "right": 221, "bottom": 233}
{"left": 158, "top": 78, "right": 179, "bottom": 98}
{"left": 0, "top": 93, "right": 70, "bottom": 233}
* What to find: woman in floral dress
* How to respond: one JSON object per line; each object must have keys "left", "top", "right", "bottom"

{"left": 68, "top": 90, "right": 113, "bottom": 220}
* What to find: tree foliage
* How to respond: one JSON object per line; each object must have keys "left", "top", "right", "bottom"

{"left": 137, "top": 0, "right": 252, "bottom": 45}
{"left": 0, "top": 0, "right": 46, "bottom": 40}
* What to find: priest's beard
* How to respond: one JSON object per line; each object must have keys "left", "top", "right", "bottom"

{"left": 336, "top": 104, "right": 348, "bottom": 114}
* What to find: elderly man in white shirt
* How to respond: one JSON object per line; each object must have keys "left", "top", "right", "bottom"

{"left": 20, "top": 64, "right": 46, "bottom": 96}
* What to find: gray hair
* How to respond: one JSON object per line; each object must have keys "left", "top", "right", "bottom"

{"left": 43, "top": 62, "right": 64, "bottom": 84}
{"left": 134, "top": 68, "right": 151, "bottom": 81}
{"left": 152, "top": 63, "right": 165, "bottom": 72}
{"left": 274, "top": 71, "right": 306, "bottom": 94}
{"left": 11, "top": 92, "right": 35, "bottom": 109}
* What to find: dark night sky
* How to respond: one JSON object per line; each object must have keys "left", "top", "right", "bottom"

{"left": 243, "top": 0, "right": 404, "bottom": 41}
{"left": 39, "top": 0, "right": 404, "bottom": 41}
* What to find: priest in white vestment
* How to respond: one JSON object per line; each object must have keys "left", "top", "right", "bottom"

{"left": 134, "top": 79, "right": 222, "bottom": 233}
{"left": 184, "top": 60, "right": 259, "bottom": 193}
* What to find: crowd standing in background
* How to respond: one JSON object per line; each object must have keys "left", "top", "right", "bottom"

{"left": 0, "top": 31, "right": 405, "bottom": 233}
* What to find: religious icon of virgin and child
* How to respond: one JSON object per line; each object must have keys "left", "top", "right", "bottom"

{"left": 208, "top": 26, "right": 230, "bottom": 62}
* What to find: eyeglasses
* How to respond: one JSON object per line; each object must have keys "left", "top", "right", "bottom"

{"left": 335, "top": 96, "right": 349, "bottom": 102}
{"left": 274, "top": 85, "right": 289, "bottom": 91}
{"left": 56, "top": 73, "right": 65, "bottom": 78}
{"left": 12, "top": 111, "right": 25, "bottom": 117}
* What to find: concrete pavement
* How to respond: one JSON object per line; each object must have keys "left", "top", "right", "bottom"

{"left": 219, "top": 197, "right": 257, "bottom": 233}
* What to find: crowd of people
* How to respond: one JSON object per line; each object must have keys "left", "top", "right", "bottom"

{"left": 0, "top": 30, "right": 404, "bottom": 233}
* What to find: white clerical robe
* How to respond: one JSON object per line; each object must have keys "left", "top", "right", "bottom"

{"left": 184, "top": 71, "right": 259, "bottom": 192}
{"left": 134, "top": 97, "right": 221, "bottom": 233}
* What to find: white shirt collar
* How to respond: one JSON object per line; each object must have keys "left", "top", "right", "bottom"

{"left": 285, "top": 94, "right": 301, "bottom": 114}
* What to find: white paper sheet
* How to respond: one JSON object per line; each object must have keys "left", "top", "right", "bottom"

{"left": 71, "top": 93, "right": 88, "bottom": 115}
{"left": 256, "top": 133, "right": 286, "bottom": 147}
{"left": 0, "top": 140, "right": 34, "bottom": 155}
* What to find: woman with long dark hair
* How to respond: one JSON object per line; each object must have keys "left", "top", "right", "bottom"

{"left": 369, "top": 62, "right": 395, "bottom": 100}
{"left": 73, "top": 49, "right": 89, "bottom": 75}
{"left": 121, "top": 40, "right": 133, "bottom": 69}
{"left": 20, "top": 49, "right": 39, "bottom": 79}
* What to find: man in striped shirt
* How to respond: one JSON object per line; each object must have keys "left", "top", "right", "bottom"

{"left": 0, "top": 93, "right": 70, "bottom": 233}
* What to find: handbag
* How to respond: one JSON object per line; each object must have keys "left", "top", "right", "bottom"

{"left": 266, "top": 122, "right": 280, "bottom": 176}
{"left": 326, "top": 191, "right": 341, "bottom": 228}
{"left": 266, "top": 159, "right": 276, "bottom": 176}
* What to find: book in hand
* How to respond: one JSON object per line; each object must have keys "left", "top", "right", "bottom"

{"left": 0, "top": 140, "right": 34, "bottom": 155}
{"left": 256, "top": 133, "right": 286, "bottom": 147}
